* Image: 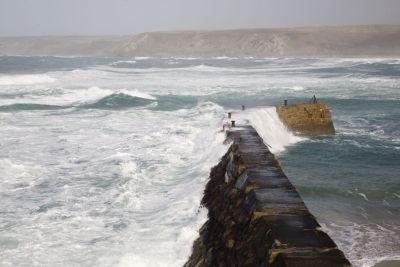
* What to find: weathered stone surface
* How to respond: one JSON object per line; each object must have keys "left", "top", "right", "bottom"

{"left": 276, "top": 103, "right": 335, "bottom": 135}
{"left": 184, "top": 125, "right": 351, "bottom": 267}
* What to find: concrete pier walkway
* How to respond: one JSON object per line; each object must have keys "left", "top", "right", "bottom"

{"left": 185, "top": 124, "right": 351, "bottom": 267}
{"left": 227, "top": 125, "right": 350, "bottom": 266}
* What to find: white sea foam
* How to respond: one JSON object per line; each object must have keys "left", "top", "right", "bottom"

{"left": 111, "top": 60, "right": 137, "bottom": 66}
{"left": 348, "top": 189, "right": 370, "bottom": 201}
{"left": 0, "top": 87, "right": 156, "bottom": 107}
{"left": 0, "top": 86, "right": 111, "bottom": 106}
{"left": 118, "top": 89, "right": 157, "bottom": 100}
{"left": 291, "top": 85, "right": 305, "bottom": 91}
{"left": 40, "top": 59, "right": 400, "bottom": 101}
{"left": 185, "top": 64, "right": 262, "bottom": 73}
{"left": 322, "top": 221, "right": 400, "bottom": 267}
{"left": 249, "top": 108, "right": 305, "bottom": 153}
{"left": 1, "top": 57, "right": 399, "bottom": 267}
{"left": 329, "top": 58, "right": 400, "bottom": 64}
{"left": 0, "top": 159, "right": 44, "bottom": 190}
{"left": 231, "top": 107, "right": 304, "bottom": 153}
{"left": 134, "top": 57, "right": 151, "bottom": 60}
{"left": 0, "top": 74, "right": 56, "bottom": 85}
{"left": 0, "top": 100, "right": 228, "bottom": 267}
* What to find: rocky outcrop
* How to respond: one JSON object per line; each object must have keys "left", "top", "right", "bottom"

{"left": 276, "top": 102, "right": 335, "bottom": 136}
{"left": 185, "top": 126, "right": 350, "bottom": 267}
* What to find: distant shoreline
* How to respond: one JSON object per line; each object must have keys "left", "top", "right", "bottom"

{"left": 2, "top": 55, "right": 400, "bottom": 60}
{"left": 1, "top": 25, "right": 400, "bottom": 58}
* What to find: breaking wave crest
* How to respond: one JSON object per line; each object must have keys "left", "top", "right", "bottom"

{"left": 249, "top": 107, "right": 305, "bottom": 153}
{"left": 233, "top": 107, "right": 304, "bottom": 153}
{"left": 0, "top": 87, "right": 157, "bottom": 111}
{"left": 83, "top": 92, "right": 157, "bottom": 109}
{"left": 0, "top": 74, "right": 56, "bottom": 85}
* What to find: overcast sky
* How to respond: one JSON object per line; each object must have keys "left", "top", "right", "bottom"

{"left": 1, "top": 0, "right": 400, "bottom": 36}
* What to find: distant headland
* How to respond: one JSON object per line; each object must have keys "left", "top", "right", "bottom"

{"left": 1, "top": 25, "right": 400, "bottom": 58}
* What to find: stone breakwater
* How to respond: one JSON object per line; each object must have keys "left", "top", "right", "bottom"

{"left": 276, "top": 103, "right": 335, "bottom": 136}
{"left": 185, "top": 125, "right": 351, "bottom": 267}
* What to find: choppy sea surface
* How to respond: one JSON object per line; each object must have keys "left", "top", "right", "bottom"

{"left": 0, "top": 57, "right": 399, "bottom": 267}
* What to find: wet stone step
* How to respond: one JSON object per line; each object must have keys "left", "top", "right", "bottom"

{"left": 266, "top": 229, "right": 337, "bottom": 248}
{"left": 261, "top": 215, "right": 321, "bottom": 230}
{"left": 255, "top": 202, "right": 309, "bottom": 216}
{"left": 271, "top": 248, "right": 350, "bottom": 267}
{"left": 254, "top": 188, "right": 305, "bottom": 204}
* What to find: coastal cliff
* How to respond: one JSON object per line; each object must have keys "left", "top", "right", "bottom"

{"left": 185, "top": 126, "right": 350, "bottom": 267}
{"left": 1, "top": 25, "right": 400, "bottom": 57}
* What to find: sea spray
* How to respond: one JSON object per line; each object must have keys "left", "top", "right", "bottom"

{"left": 232, "top": 107, "right": 304, "bottom": 153}
{"left": 0, "top": 57, "right": 399, "bottom": 267}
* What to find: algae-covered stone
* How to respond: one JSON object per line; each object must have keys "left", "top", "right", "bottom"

{"left": 227, "top": 239, "right": 235, "bottom": 249}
